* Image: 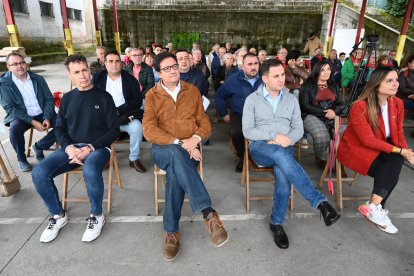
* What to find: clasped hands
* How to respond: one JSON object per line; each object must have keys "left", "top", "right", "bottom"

{"left": 180, "top": 136, "right": 202, "bottom": 161}
{"left": 32, "top": 119, "right": 51, "bottom": 132}
{"left": 267, "top": 134, "right": 291, "bottom": 148}
{"left": 65, "top": 145, "right": 91, "bottom": 165}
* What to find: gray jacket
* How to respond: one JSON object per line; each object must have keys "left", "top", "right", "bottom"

{"left": 242, "top": 84, "right": 303, "bottom": 145}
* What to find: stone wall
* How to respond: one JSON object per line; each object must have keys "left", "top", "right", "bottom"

{"left": 100, "top": 9, "right": 323, "bottom": 54}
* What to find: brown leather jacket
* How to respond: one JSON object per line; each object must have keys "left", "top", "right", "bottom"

{"left": 143, "top": 81, "right": 211, "bottom": 145}
{"left": 285, "top": 66, "right": 309, "bottom": 91}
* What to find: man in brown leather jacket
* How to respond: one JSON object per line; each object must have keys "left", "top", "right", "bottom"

{"left": 143, "top": 51, "right": 228, "bottom": 262}
{"left": 285, "top": 50, "right": 310, "bottom": 98}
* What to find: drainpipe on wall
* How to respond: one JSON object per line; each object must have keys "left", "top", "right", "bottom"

{"left": 60, "top": 0, "right": 74, "bottom": 55}
{"left": 396, "top": 0, "right": 414, "bottom": 65}
{"left": 2, "top": 0, "right": 22, "bottom": 47}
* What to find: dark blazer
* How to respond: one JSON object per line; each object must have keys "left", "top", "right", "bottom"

{"left": 337, "top": 97, "right": 407, "bottom": 175}
{"left": 124, "top": 62, "right": 155, "bottom": 98}
{"left": 0, "top": 71, "right": 55, "bottom": 126}
{"left": 92, "top": 69, "right": 142, "bottom": 116}
{"left": 299, "top": 80, "right": 345, "bottom": 120}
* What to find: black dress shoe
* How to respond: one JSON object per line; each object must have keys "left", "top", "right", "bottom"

{"left": 318, "top": 201, "right": 340, "bottom": 226}
{"left": 129, "top": 160, "right": 146, "bottom": 173}
{"left": 235, "top": 159, "right": 243, "bottom": 173}
{"left": 270, "top": 223, "right": 289, "bottom": 249}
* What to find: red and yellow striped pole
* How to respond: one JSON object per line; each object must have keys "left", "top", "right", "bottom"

{"left": 60, "top": 0, "right": 74, "bottom": 55}
{"left": 113, "top": 0, "right": 121, "bottom": 54}
{"left": 355, "top": 0, "right": 368, "bottom": 44}
{"left": 325, "top": 0, "right": 338, "bottom": 57}
{"left": 396, "top": 0, "right": 414, "bottom": 65}
{"left": 92, "top": 0, "right": 102, "bottom": 46}
{"left": 2, "top": 0, "right": 22, "bottom": 47}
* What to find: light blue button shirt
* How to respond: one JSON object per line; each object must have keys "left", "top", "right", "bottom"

{"left": 263, "top": 85, "right": 284, "bottom": 114}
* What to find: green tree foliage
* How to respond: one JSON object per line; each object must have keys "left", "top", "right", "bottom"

{"left": 385, "top": 0, "right": 408, "bottom": 18}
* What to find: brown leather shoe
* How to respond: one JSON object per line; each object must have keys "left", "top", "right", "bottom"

{"left": 163, "top": 232, "right": 180, "bottom": 261}
{"left": 129, "top": 160, "right": 146, "bottom": 173}
{"left": 204, "top": 211, "right": 229, "bottom": 247}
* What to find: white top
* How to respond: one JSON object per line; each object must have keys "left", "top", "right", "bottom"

{"left": 161, "top": 81, "right": 181, "bottom": 102}
{"left": 105, "top": 75, "right": 125, "bottom": 107}
{"left": 381, "top": 101, "right": 390, "bottom": 138}
{"left": 12, "top": 73, "right": 42, "bottom": 117}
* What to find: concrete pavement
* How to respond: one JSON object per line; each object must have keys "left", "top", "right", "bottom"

{"left": 1, "top": 61, "right": 414, "bottom": 275}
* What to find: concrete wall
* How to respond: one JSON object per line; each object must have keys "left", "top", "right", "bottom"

{"left": 0, "top": 0, "right": 95, "bottom": 52}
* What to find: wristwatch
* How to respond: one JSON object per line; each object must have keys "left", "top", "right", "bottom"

{"left": 178, "top": 140, "right": 184, "bottom": 146}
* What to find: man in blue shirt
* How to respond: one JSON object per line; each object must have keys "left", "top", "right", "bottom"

{"left": 215, "top": 53, "right": 262, "bottom": 172}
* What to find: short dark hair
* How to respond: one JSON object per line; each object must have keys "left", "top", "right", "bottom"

{"left": 175, "top": 49, "right": 189, "bottom": 56}
{"left": 154, "top": 51, "right": 177, "bottom": 72}
{"left": 6, "top": 52, "right": 24, "bottom": 63}
{"left": 286, "top": 50, "right": 301, "bottom": 62}
{"left": 339, "top": 52, "right": 346, "bottom": 56}
{"left": 261, "top": 59, "right": 283, "bottom": 76}
{"left": 243, "top": 52, "right": 259, "bottom": 63}
{"left": 309, "top": 32, "right": 315, "bottom": 38}
{"left": 64, "top": 54, "right": 88, "bottom": 71}
{"left": 104, "top": 50, "right": 121, "bottom": 60}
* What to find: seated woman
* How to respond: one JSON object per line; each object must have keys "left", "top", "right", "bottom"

{"left": 215, "top": 53, "right": 236, "bottom": 90}
{"left": 338, "top": 67, "right": 414, "bottom": 234}
{"left": 299, "top": 61, "right": 345, "bottom": 168}
{"left": 143, "top": 53, "right": 160, "bottom": 83}
{"left": 397, "top": 54, "right": 414, "bottom": 112}
{"left": 341, "top": 48, "right": 363, "bottom": 88}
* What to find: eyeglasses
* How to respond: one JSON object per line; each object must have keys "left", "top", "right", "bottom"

{"left": 8, "top": 61, "right": 26, "bottom": 67}
{"left": 160, "top": 64, "right": 179, "bottom": 72}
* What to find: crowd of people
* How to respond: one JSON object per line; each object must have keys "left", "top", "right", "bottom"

{"left": 1, "top": 34, "right": 414, "bottom": 261}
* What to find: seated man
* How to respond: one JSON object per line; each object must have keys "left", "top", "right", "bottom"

{"left": 90, "top": 46, "right": 107, "bottom": 76}
{"left": 176, "top": 49, "right": 209, "bottom": 96}
{"left": 216, "top": 53, "right": 262, "bottom": 172}
{"left": 32, "top": 54, "right": 120, "bottom": 243}
{"left": 242, "top": 59, "right": 340, "bottom": 249}
{"left": 0, "top": 52, "right": 57, "bottom": 171}
{"left": 93, "top": 50, "right": 146, "bottom": 172}
{"left": 143, "top": 52, "right": 228, "bottom": 261}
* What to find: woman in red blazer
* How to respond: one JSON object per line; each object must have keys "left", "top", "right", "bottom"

{"left": 338, "top": 66, "right": 414, "bottom": 234}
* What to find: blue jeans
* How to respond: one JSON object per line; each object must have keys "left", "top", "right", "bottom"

{"left": 31, "top": 145, "right": 110, "bottom": 216}
{"left": 249, "top": 141, "right": 327, "bottom": 225}
{"left": 151, "top": 144, "right": 212, "bottom": 233}
{"left": 119, "top": 119, "right": 143, "bottom": 161}
{"left": 9, "top": 113, "right": 57, "bottom": 162}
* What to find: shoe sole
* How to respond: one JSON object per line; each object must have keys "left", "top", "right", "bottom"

{"left": 325, "top": 214, "right": 341, "bottom": 227}
{"left": 212, "top": 233, "right": 229, "bottom": 248}
{"left": 365, "top": 216, "right": 387, "bottom": 229}
{"left": 377, "top": 224, "right": 398, "bottom": 234}
{"left": 82, "top": 219, "right": 105, "bottom": 242}
{"left": 19, "top": 167, "right": 32, "bottom": 172}
{"left": 164, "top": 249, "right": 180, "bottom": 262}
{"left": 40, "top": 219, "right": 69, "bottom": 243}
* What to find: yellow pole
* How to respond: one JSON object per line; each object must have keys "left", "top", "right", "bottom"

{"left": 395, "top": 35, "right": 406, "bottom": 65}
{"left": 325, "top": 36, "right": 333, "bottom": 57}
{"left": 96, "top": 30, "right": 102, "bottom": 46}
{"left": 6, "top": 24, "right": 21, "bottom": 47}
{"left": 114, "top": 32, "right": 121, "bottom": 55}
{"left": 63, "top": 28, "right": 74, "bottom": 55}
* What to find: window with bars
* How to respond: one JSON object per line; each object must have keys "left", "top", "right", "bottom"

{"left": 39, "top": 1, "right": 54, "bottom": 18}
{"left": 11, "top": 0, "right": 29, "bottom": 14}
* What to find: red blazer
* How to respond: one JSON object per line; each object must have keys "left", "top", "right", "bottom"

{"left": 337, "top": 97, "right": 407, "bottom": 175}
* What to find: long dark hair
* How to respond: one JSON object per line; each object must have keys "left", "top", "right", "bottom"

{"left": 305, "top": 60, "right": 334, "bottom": 86}
{"left": 357, "top": 66, "right": 397, "bottom": 131}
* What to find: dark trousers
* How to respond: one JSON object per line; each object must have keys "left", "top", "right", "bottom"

{"left": 367, "top": 152, "right": 404, "bottom": 207}
{"left": 230, "top": 113, "right": 244, "bottom": 159}
{"left": 9, "top": 113, "right": 57, "bottom": 162}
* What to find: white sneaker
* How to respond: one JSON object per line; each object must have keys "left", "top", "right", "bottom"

{"left": 377, "top": 209, "right": 398, "bottom": 234}
{"left": 81, "top": 214, "right": 105, "bottom": 242}
{"left": 367, "top": 203, "right": 388, "bottom": 229}
{"left": 300, "top": 138, "right": 309, "bottom": 149}
{"left": 40, "top": 213, "right": 68, "bottom": 243}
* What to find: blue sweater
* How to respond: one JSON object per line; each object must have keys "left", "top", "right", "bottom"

{"left": 180, "top": 68, "right": 209, "bottom": 96}
{"left": 215, "top": 70, "right": 262, "bottom": 117}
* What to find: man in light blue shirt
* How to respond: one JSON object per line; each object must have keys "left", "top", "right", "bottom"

{"left": 242, "top": 59, "right": 340, "bottom": 250}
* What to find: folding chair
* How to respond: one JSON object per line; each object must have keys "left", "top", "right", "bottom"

{"left": 62, "top": 144, "right": 121, "bottom": 213}
{"left": 319, "top": 116, "right": 369, "bottom": 211}
{"left": 241, "top": 139, "right": 293, "bottom": 212}
{"left": 154, "top": 145, "right": 203, "bottom": 214}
